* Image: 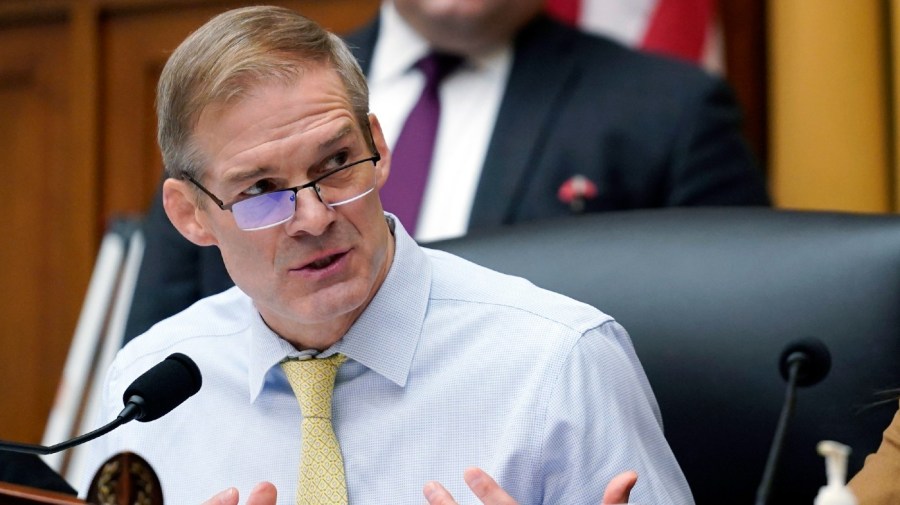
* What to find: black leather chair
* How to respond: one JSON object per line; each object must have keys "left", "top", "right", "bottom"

{"left": 430, "top": 208, "right": 900, "bottom": 505}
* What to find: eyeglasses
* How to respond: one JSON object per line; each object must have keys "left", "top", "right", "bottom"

{"left": 184, "top": 153, "right": 381, "bottom": 231}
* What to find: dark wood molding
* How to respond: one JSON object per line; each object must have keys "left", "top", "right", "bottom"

{"left": 720, "top": 0, "right": 769, "bottom": 171}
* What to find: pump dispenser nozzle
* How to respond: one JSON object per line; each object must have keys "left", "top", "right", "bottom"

{"left": 814, "top": 440, "right": 858, "bottom": 505}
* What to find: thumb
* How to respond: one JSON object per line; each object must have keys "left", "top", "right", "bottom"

{"left": 601, "top": 470, "right": 638, "bottom": 504}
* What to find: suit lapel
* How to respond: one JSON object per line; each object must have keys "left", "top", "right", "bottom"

{"left": 469, "top": 16, "right": 581, "bottom": 230}
{"left": 347, "top": 15, "right": 582, "bottom": 230}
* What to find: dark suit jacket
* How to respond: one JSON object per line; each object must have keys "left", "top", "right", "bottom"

{"left": 123, "top": 14, "right": 769, "bottom": 343}
{"left": 346, "top": 14, "right": 768, "bottom": 225}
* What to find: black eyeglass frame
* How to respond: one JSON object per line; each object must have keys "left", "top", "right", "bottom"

{"left": 183, "top": 152, "right": 382, "bottom": 212}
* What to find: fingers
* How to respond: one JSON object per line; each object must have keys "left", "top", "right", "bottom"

{"left": 601, "top": 470, "right": 638, "bottom": 504}
{"left": 462, "top": 468, "right": 519, "bottom": 505}
{"left": 200, "top": 483, "right": 276, "bottom": 505}
{"left": 202, "top": 487, "right": 239, "bottom": 505}
{"left": 423, "top": 480, "right": 461, "bottom": 505}
{"left": 424, "top": 469, "right": 519, "bottom": 505}
{"left": 245, "top": 482, "right": 277, "bottom": 505}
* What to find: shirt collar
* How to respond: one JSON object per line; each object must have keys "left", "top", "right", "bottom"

{"left": 248, "top": 214, "right": 431, "bottom": 402}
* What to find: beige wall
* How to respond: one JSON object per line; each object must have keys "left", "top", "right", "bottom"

{"left": 768, "top": 0, "right": 895, "bottom": 212}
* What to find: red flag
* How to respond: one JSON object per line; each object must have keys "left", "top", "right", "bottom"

{"left": 544, "top": 0, "right": 581, "bottom": 25}
{"left": 642, "top": 0, "right": 716, "bottom": 63}
{"left": 544, "top": 0, "right": 720, "bottom": 70}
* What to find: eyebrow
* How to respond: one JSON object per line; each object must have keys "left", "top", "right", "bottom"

{"left": 219, "top": 123, "right": 358, "bottom": 187}
{"left": 220, "top": 166, "right": 277, "bottom": 188}
{"left": 320, "top": 124, "right": 353, "bottom": 150}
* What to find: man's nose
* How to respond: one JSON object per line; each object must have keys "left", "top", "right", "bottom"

{"left": 283, "top": 186, "right": 335, "bottom": 236}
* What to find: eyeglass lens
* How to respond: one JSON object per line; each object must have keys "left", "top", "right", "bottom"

{"left": 230, "top": 159, "right": 376, "bottom": 231}
{"left": 232, "top": 191, "right": 297, "bottom": 230}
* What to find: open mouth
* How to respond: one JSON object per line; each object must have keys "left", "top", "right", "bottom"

{"left": 303, "top": 251, "right": 346, "bottom": 271}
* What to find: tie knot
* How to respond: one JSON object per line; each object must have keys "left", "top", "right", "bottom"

{"left": 281, "top": 353, "right": 346, "bottom": 419}
{"left": 417, "top": 51, "right": 464, "bottom": 87}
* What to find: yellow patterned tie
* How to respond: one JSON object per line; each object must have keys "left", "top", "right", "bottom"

{"left": 281, "top": 353, "right": 348, "bottom": 505}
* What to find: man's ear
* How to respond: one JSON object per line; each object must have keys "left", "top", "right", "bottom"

{"left": 369, "top": 113, "right": 391, "bottom": 190}
{"left": 162, "top": 178, "right": 218, "bottom": 247}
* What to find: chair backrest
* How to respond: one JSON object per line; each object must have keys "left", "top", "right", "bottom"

{"left": 429, "top": 208, "right": 900, "bottom": 505}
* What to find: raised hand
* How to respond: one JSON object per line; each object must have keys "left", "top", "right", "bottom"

{"left": 424, "top": 467, "right": 638, "bottom": 504}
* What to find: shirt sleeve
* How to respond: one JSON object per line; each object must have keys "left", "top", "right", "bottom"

{"left": 540, "top": 319, "right": 695, "bottom": 504}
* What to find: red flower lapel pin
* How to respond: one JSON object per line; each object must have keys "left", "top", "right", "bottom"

{"left": 557, "top": 175, "right": 599, "bottom": 213}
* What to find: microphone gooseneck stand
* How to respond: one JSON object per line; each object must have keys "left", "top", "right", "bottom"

{"left": 755, "top": 339, "right": 831, "bottom": 505}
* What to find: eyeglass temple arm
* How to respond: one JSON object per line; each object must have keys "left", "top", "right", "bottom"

{"left": 183, "top": 174, "right": 227, "bottom": 209}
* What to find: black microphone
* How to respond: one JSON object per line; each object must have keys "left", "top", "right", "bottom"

{"left": 120, "top": 352, "right": 202, "bottom": 422}
{"left": 755, "top": 338, "right": 831, "bottom": 505}
{"left": 0, "top": 353, "right": 201, "bottom": 455}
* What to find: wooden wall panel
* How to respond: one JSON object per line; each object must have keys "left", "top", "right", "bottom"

{"left": 0, "top": 20, "right": 82, "bottom": 444}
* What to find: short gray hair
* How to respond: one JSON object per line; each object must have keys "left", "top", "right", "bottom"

{"left": 157, "top": 5, "right": 371, "bottom": 180}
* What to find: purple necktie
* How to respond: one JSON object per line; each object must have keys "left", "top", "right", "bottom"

{"left": 382, "top": 52, "right": 463, "bottom": 234}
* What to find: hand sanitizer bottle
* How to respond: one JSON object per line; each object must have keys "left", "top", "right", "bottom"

{"left": 814, "top": 440, "right": 858, "bottom": 505}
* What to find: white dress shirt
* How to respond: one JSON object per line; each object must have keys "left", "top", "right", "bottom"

{"left": 80, "top": 216, "right": 694, "bottom": 504}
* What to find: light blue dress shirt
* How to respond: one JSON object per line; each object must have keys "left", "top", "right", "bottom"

{"left": 80, "top": 218, "right": 693, "bottom": 504}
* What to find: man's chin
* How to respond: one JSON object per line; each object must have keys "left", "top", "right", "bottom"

{"left": 286, "top": 284, "right": 370, "bottom": 324}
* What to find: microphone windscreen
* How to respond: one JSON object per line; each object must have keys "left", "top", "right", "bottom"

{"left": 778, "top": 338, "right": 831, "bottom": 387}
{"left": 122, "top": 353, "right": 202, "bottom": 422}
